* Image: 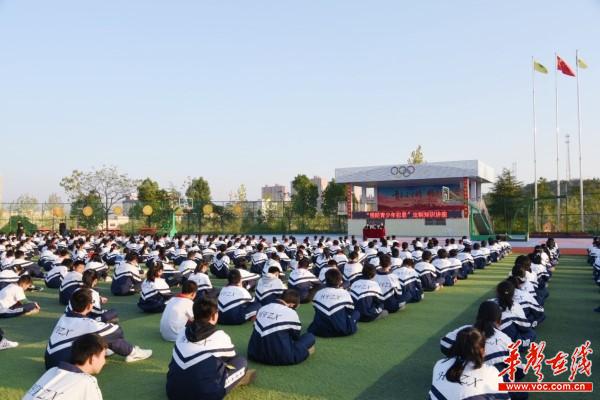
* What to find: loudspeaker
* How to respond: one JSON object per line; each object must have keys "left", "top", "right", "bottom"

{"left": 59, "top": 222, "right": 67, "bottom": 236}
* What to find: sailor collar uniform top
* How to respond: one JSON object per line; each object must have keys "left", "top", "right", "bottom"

{"left": 428, "top": 358, "right": 509, "bottom": 400}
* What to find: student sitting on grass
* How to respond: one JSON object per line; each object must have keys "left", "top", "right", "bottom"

{"left": 389, "top": 247, "right": 403, "bottom": 270}
{"left": 494, "top": 280, "right": 536, "bottom": 349}
{"left": 447, "top": 249, "right": 466, "bottom": 280}
{"left": 248, "top": 289, "right": 315, "bottom": 366}
{"left": 25, "top": 334, "right": 107, "bottom": 400}
{"left": 440, "top": 301, "right": 520, "bottom": 372}
{"left": 235, "top": 260, "right": 260, "bottom": 291}
{"left": 45, "top": 259, "right": 70, "bottom": 289}
{"left": 507, "top": 269, "right": 545, "bottom": 327}
{"left": 308, "top": 268, "right": 359, "bottom": 337}
{"left": 178, "top": 251, "right": 198, "bottom": 279}
{"left": 393, "top": 258, "right": 423, "bottom": 303}
{"left": 343, "top": 251, "right": 363, "bottom": 286}
{"left": 110, "top": 253, "right": 142, "bottom": 296}
{"left": 0, "top": 275, "right": 40, "bottom": 318}
{"left": 85, "top": 254, "right": 109, "bottom": 281}
{"left": 250, "top": 243, "right": 268, "bottom": 274}
{"left": 59, "top": 260, "right": 85, "bottom": 305}
{"left": 318, "top": 259, "right": 339, "bottom": 284}
{"left": 528, "top": 253, "right": 550, "bottom": 304}
{"left": 313, "top": 247, "right": 331, "bottom": 277}
{"left": 374, "top": 255, "right": 406, "bottom": 313}
{"left": 138, "top": 263, "right": 173, "bottom": 313}
{"left": 415, "top": 250, "right": 444, "bottom": 291}
{"left": 262, "top": 253, "right": 283, "bottom": 275}
{"left": 12, "top": 250, "right": 42, "bottom": 278}
{"left": 456, "top": 245, "right": 475, "bottom": 277}
{"left": 217, "top": 269, "right": 260, "bottom": 325}
{"left": 166, "top": 297, "right": 256, "bottom": 400}
{"left": 433, "top": 249, "right": 458, "bottom": 286}
{"left": 288, "top": 258, "right": 320, "bottom": 303}
{"left": 350, "top": 264, "right": 388, "bottom": 322}
{"left": 255, "top": 265, "right": 286, "bottom": 305}
{"left": 441, "top": 301, "right": 528, "bottom": 400}
{"left": 0, "top": 264, "right": 22, "bottom": 290}
{"left": 471, "top": 243, "right": 488, "bottom": 269}
{"left": 187, "top": 261, "right": 215, "bottom": 299}
{"left": 210, "top": 245, "right": 231, "bottom": 279}
{"left": 428, "top": 327, "right": 508, "bottom": 400}
{"left": 45, "top": 288, "right": 152, "bottom": 369}
{"left": 160, "top": 280, "right": 197, "bottom": 342}
{"left": 68, "top": 270, "right": 118, "bottom": 324}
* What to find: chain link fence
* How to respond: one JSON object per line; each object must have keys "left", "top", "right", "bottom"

{"left": 487, "top": 192, "right": 600, "bottom": 236}
{"left": 0, "top": 201, "right": 347, "bottom": 235}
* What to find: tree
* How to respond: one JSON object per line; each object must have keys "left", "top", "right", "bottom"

{"left": 129, "top": 178, "right": 174, "bottom": 229}
{"left": 71, "top": 192, "right": 104, "bottom": 231}
{"left": 0, "top": 216, "right": 37, "bottom": 234}
{"left": 322, "top": 179, "right": 346, "bottom": 217}
{"left": 46, "top": 193, "right": 63, "bottom": 210}
{"left": 60, "top": 166, "right": 138, "bottom": 230}
{"left": 291, "top": 175, "right": 318, "bottom": 226}
{"left": 13, "top": 194, "right": 39, "bottom": 215}
{"left": 407, "top": 145, "right": 425, "bottom": 164}
{"left": 185, "top": 177, "right": 212, "bottom": 232}
{"left": 486, "top": 168, "right": 525, "bottom": 233}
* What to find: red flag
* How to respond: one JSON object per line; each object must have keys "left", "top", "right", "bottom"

{"left": 556, "top": 55, "right": 575, "bottom": 77}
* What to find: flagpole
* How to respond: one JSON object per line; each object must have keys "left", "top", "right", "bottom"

{"left": 532, "top": 57, "right": 539, "bottom": 232}
{"left": 576, "top": 49, "right": 584, "bottom": 231}
{"left": 554, "top": 53, "right": 561, "bottom": 232}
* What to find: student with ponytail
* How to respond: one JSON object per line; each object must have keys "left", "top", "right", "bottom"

{"left": 494, "top": 280, "right": 536, "bottom": 349}
{"left": 210, "top": 245, "right": 231, "bottom": 279}
{"left": 507, "top": 266, "right": 545, "bottom": 327}
{"left": 429, "top": 327, "right": 508, "bottom": 399}
{"left": 138, "top": 263, "right": 172, "bottom": 313}
{"left": 440, "top": 301, "right": 523, "bottom": 373}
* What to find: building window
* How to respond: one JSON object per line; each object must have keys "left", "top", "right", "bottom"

{"left": 425, "top": 218, "right": 446, "bottom": 226}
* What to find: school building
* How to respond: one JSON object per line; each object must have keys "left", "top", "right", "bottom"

{"left": 335, "top": 160, "right": 496, "bottom": 239}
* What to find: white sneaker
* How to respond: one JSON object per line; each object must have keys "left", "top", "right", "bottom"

{"left": 125, "top": 346, "right": 152, "bottom": 362}
{"left": 0, "top": 338, "right": 19, "bottom": 351}
{"left": 105, "top": 348, "right": 114, "bottom": 356}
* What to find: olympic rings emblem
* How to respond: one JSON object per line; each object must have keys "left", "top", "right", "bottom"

{"left": 390, "top": 165, "right": 416, "bottom": 177}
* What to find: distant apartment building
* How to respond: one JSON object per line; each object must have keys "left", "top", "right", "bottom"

{"left": 261, "top": 184, "right": 290, "bottom": 202}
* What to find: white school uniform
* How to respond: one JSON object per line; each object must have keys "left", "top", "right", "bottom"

{"left": 429, "top": 358, "right": 508, "bottom": 400}
{"left": 23, "top": 363, "right": 103, "bottom": 400}
{"left": 187, "top": 272, "right": 213, "bottom": 292}
{"left": 160, "top": 296, "right": 195, "bottom": 342}
{"left": 0, "top": 283, "right": 26, "bottom": 313}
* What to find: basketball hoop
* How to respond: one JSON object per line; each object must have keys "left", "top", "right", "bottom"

{"left": 178, "top": 197, "right": 194, "bottom": 212}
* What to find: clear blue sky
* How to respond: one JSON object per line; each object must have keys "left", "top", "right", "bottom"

{"left": 1, "top": 0, "right": 599, "bottom": 202}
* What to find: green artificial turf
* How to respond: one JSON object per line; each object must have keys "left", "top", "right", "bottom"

{"left": 1, "top": 255, "right": 598, "bottom": 400}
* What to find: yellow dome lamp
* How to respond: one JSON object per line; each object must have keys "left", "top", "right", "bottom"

{"left": 52, "top": 207, "right": 65, "bottom": 218}
{"left": 142, "top": 205, "right": 153, "bottom": 216}
{"left": 82, "top": 206, "right": 93, "bottom": 217}
{"left": 202, "top": 204, "right": 213, "bottom": 215}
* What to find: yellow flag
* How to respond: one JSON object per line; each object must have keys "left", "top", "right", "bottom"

{"left": 533, "top": 60, "right": 548, "bottom": 74}
{"left": 577, "top": 57, "right": 588, "bottom": 69}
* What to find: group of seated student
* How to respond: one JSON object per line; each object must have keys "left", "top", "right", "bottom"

{"left": 430, "top": 247, "right": 556, "bottom": 400}
{"left": 586, "top": 237, "right": 600, "bottom": 312}
{"left": 2, "top": 230, "right": 520, "bottom": 399}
